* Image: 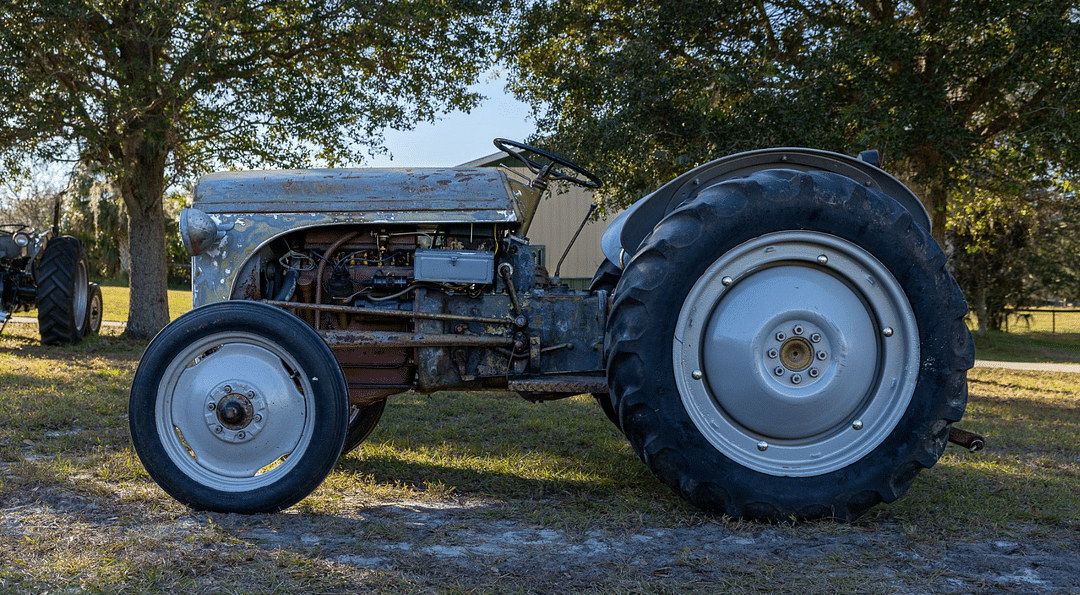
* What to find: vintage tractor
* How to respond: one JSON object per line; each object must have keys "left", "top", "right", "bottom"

{"left": 129, "top": 139, "right": 976, "bottom": 521}
{"left": 1, "top": 221, "right": 103, "bottom": 344}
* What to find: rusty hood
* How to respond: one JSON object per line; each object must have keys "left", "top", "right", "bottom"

{"left": 193, "top": 167, "right": 520, "bottom": 223}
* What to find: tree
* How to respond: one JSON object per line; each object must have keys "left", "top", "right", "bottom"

{"left": 1, "top": 0, "right": 497, "bottom": 338}
{"left": 505, "top": 0, "right": 1080, "bottom": 243}
{"left": 948, "top": 168, "right": 1080, "bottom": 334}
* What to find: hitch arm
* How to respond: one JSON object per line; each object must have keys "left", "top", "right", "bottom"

{"left": 948, "top": 426, "right": 985, "bottom": 452}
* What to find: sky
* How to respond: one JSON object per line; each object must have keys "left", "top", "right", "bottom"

{"left": 365, "top": 74, "right": 537, "bottom": 168}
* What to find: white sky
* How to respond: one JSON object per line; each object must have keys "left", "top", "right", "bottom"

{"left": 365, "top": 74, "right": 536, "bottom": 168}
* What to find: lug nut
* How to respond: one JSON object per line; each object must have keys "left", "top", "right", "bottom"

{"left": 817, "top": 351, "right": 828, "bottom": 361}
{"left": 223, "top": 385, "right": 232, "bottom": 394}
{"left": 207, "top": 402, "right": 216, "bottom": 411}
{"left": 793, "top": 325, "right": 804, "bottom": 335}
{"left": 791, "top": 374, "right": 802, "bottom": 384}
{"left": 774, "top": 366, "right": 785, "bottom": 376}
{"left": 214, "top": 425, "right": 223, "bottom": 434}
{"left": 775, "top": 332, "right": 786, "bottom": 341}
{"left": 810, "top": 333, "right": 821, "bottom": 343}
{"left": 808, "top": 368, "right": 819, "bottom": 378}
{"left": 237, "top": 431, "right": 246, "bottom": 439}
{"left": 767, "top": 348, "right": 778, "bottom": 359}
{"left": 253, "top": 414, "right": 262, "bottom": 423}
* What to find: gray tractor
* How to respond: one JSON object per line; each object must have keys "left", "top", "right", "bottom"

{"left": 1, "top": 220, "right": 103, "bottom": 344}
{"left": 129, "top": 139, "right": 978, "bottom": 521}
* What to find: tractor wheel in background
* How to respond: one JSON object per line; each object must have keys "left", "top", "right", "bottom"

{"left": 129, "top": 300, "right": 349, "bottom": 513}
{"left": 341, "top": 399, "right": 388, "bottom": 455}
{"left": 605, "top": 168, "right": 973, "bottom": 522}
{"left": 36, "top": 236, "right": 89, "bottom": 345}
{"left": 84, "top": 282, "right": 103, "bottom": 336}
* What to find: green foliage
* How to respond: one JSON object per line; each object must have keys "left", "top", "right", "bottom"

{"left": 947, "top": 146, "right": 1080, "bottom": 332}
{"left": 506, "top": 0, "right": 1080, "bottom": 236}
{"left": 0, "top": 0, "right": 502, "bottom": 336}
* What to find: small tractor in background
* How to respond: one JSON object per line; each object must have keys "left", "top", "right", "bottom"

{"left": 1, "top": 210, "right": 103, "bottom": 344}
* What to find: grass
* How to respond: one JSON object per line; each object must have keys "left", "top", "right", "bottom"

{"left": 967, "top": 309, "right": 1080, "bottom": 363}
{"left": 13, "top": 284, "right": 191, "bottom": 324}
{"left": 2, "top": 314, "right": 1079, "bottom": 593}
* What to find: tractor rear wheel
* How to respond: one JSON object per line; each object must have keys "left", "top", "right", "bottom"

{"left": 36, "top": 236, "right": 89, "bottom": 345}
{"left": 605, "top": 169, "right": 973, "bottom": 521}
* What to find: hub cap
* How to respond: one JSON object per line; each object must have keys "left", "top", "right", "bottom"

{"left": 673, "top": 231, "right": 919, "bottom": 476}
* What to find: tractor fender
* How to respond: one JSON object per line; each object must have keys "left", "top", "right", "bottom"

{"left": 600, "top": 147, "right": 931, "bottom": 268}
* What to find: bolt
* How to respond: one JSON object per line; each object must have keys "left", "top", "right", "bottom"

{"left": 237, "top": 431, "right": 246, "bottom": 439}
{"left": 775, "top": 332, "right": 786, "bottom": 341}
{"left": 817, "top": 255, "right": 828, "bottom": 265}
{"left": 882, "top": 327, "right": 894, "bottom": 337}
{"left": 793, "top": 324, "right": 804, "bottom": 335}
{"left": 253, "top": 414, "right": 262, "bottom": 423}
{"left": 691, "top": 370, "right": 703, "bottom": 380}
{"left": 722, "top": 276, "right": 733, "bottom": 286}
{"left": 214, "top": 425, "right": 224, "bottom": 434}
{"left": 767, "top": 348, "right": 779, "bottom": 359}
{"left": 817, "top": 351, "right": 828, "bottom": 361}
{"left": 757, "top": 441, "right": 769, "bottom": 451}
{"left": 207, "top": 402, "right": 216, "bottom": 411}
{"left": 223, "top": 385, "right": 232, "bottom": 394}
{"left": 791, "top": 374, "right": 802, "bottom": 384}
{"left": 809, "top": 368, "right": 819, "bottom": 378}
{"left": 247, "top": 391, "right": 256, "bottom": 399}
{"left": 852, "top": 420, "right": 864, "bottom": 430}
{"left": 810, "top": 333, "right": 822, "bottom": 343}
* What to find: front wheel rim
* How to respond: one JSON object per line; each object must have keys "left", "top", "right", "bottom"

{"left": 674, "top": 231, "right": 919, "bottom": 477}
{"left": 155, "top": 331, "right": 316, "bottom": 491}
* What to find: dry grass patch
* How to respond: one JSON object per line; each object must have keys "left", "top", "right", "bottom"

{"left": 3, "top": 318, "right": 1080, "bottom": 594}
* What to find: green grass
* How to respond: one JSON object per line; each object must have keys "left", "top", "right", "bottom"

{"left": 14, "top": 284, "right": 191, "bottom": 323}
{"left": 2, "top": 316, "right": 1079, "bottom": 593}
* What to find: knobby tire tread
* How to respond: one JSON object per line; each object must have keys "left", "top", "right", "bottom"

{"left": 606, "top": 169, "right": 974, "bottom": 522}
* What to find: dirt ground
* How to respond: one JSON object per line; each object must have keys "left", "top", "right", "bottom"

{"left": 3, "top": 484, "right": 1078, "bottom": 594}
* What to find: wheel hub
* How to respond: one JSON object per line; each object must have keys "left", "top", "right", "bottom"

{"left": 204, "top": 381, "right": 267, "bottom": 443}
{"left": 764, "top": 320, "right": 831, "bottom": 388}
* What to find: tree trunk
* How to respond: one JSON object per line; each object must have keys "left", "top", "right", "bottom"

{"left": 973, "top": 283, "right": 988, "bottom": 337}
{"left": 118, "top": 123, "right": 171, "bottom": 340}
{"left": 926, "top": 179, "right": 948, "bottom": 250}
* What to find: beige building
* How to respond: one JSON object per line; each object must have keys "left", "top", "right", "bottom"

{"left": 461, "top": 152, "right": 619, "bottom": 288}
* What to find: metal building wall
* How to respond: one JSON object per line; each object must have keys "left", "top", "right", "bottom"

{"left": 458, "top": 152, "right": 618, "bottom": 284}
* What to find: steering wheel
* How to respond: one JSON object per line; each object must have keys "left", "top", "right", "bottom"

{"left": 494, "top": 138, "right": 603, "bottom": 190}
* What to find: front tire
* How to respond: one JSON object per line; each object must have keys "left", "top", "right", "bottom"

{"left": 606, "top": 169, "right": 973, "bottom": 522}
{"left": 84, "top": 282, "right": 103, "bottom": 336}
{"left": 129, "top": 301, "right": 349, "bottom": 513}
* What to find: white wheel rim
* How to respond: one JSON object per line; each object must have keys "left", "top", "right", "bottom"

{"left": 674, "top": 231, "right": 919, "bottom": 476}
{"left": 155, "top": 331, "right": 315, "bottom": 491}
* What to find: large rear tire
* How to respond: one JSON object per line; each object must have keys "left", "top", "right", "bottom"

{"left": 606, "top": 169, "right": 973, "bottom": 522}
{"left": 129, "top": 301, "right": 349, "bottom": 513}
{"left": 589, "top": 258, "right": 623, "bottom": 428}
{"left": 36, "top": 236, "right": 89, "bottom": 345}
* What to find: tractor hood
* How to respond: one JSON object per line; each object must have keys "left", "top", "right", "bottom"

{"left": 192, "top": 167, "right": 521, "bottom": 223}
